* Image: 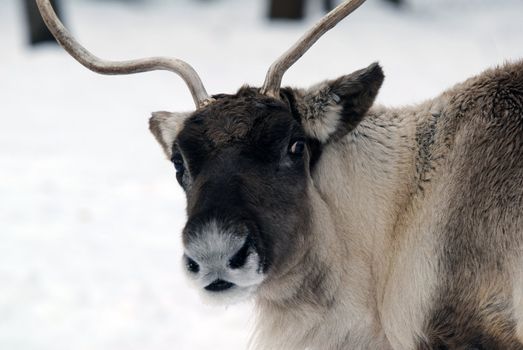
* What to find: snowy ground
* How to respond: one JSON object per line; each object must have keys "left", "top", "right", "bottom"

{"left": 1, "top": 0, "right": 522, "bottom": 349}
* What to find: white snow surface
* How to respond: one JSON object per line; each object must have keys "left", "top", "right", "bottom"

{"left": 1, "top": 0, "right": 522, "bottom": 349}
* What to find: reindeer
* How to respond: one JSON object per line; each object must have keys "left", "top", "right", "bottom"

{"left": 36, "top": 0, "right": 523, "bottom": 349}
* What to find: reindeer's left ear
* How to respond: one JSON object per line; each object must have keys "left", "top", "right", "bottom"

{"left": 149, "top": 111, "right": 191, "bottom": 159}
{"left": 284, "top": 62, "right": 384, "bottom": 143}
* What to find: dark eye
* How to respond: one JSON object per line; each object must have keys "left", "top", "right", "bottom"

{"left": 171, "top": 153, "right": 185, "bottom": 173}
{"left": 171, "top": 153, "right": 187, "bottom": 188}
{"left": 289, "top": 140, "right": 305, "bottom": 156}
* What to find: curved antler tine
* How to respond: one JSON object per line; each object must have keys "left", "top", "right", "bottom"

{"left": 260, "top": 0, "right": 367, "bottom": 98}
{"left": 36, "top": 0, "right": 213, "bottom": 108}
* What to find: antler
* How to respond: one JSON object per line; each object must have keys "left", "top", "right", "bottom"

{"left": 260, "top": 0, "right": 367, "bottom": 98}
{"left": 35, "top": 0, "right": 213, "bottom": 108}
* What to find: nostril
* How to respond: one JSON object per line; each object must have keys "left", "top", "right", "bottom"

{"left": 205, "top": 279, "right": 234, "bottom": 292}
{"left": 185, "top": 256, "right": 200, "bottom": 274}
{"left": 228, "top": 237, "right": 251, "bottom": 269}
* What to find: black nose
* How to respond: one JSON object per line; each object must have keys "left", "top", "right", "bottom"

{"left": 228, "top": 236, "right": 252, "bottom": 269}
{"left": 185, "top": 256, "right": 200, "bottom": 274}
{"left": 205, "top": 279, "right": 234, "bottom": 292}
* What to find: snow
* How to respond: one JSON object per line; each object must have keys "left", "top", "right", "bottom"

{"left": 0, "top": 0, "right": 522, "bottom": 349}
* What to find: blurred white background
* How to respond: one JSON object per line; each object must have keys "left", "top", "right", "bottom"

{"left": 1, "top": 0, "right": 522, "bottom": 349}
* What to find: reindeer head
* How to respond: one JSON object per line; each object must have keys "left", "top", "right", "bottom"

{"left": 37, "top": 0, "right": 382, "bottom": 303}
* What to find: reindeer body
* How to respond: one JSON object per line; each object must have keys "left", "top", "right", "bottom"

{"left": 35, "top": 0, "right": 523, "bottom": 348}
{"left": 254, "top": 60, "right": 523, "bottom": 350}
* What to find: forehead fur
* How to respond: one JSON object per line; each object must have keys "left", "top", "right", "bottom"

{"left": 180, "top": 87, "right": 291, "bottom": 148}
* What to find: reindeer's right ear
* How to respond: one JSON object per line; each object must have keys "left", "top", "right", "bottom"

{"left": 285, "top": 62, "right": 384, "bottom": 143}
{"left": 149, "top": 111, "right": 191, "bottom": 159}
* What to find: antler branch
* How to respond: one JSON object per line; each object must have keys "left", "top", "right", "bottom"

{"left": 36, "top": 0, "right": 213, "bottom": 108}
{"left": 260, "top": 0, "right": 367, "bottom": 98}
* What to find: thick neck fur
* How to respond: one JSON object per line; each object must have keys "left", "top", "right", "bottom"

{"left": 251, "top": 99, "right": 445, "bottom": 350}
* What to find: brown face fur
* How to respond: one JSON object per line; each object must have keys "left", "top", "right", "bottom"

{"left": 149, "top": 63, "right": 384, "bottom": 300}
{"left": 178, "top": 88, "right": 311, "bottom": 277}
